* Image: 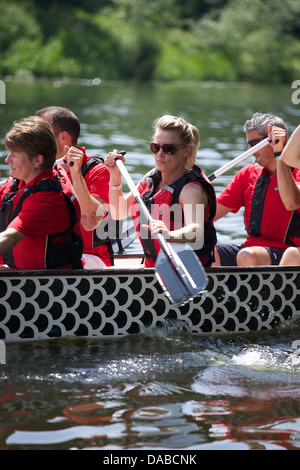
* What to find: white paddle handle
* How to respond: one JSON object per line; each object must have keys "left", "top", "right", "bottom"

{"left": 208, "top": 137, "right": 270, "bottom": 181}
{"left": 115, "top": 158, "right": 154, "bottom": 225}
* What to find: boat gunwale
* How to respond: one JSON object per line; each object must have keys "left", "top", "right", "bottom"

{"left": 0, "top": 263, "right": 299, "bottom": 278}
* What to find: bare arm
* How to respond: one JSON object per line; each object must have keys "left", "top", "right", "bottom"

{"left": 0, "top": 228, "right": 25, "bottom": 256}
{"left": 146, "top": 183, "right": 208, "bottom": 246}
{"left": 72, "top": 176, "right": 107, "bottom": 231}
{"left": 63, "top": 146, "right": 108, "bottom": 231}
{"left": 268, "top": 125, "right": 300, "bottom": 211}
{"left": 104, "top": 150, "right": 135, "bottom": 220}
{"left": 277, "top": 161, "right": 300, "bottom": 210}
{"left": 281, "top": 125, "right": 300, "bottom": 169}
{"left": 213, "top": 202, "right": 233, "bottom": 222}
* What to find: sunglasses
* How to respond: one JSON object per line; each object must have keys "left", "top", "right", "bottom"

{"left": 247, "top": 137, "right": 267, "bottom": 147}
{"left": 150, "top": 142, "right": 185, "bottom": 155}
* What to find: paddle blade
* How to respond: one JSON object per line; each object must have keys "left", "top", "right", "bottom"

{"left": 155, "top": 243, "right": 208, "bottom": 307}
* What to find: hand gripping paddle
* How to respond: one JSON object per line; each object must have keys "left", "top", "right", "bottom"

{"left": 115, "top": 157, "right": 208, "bottom": 307}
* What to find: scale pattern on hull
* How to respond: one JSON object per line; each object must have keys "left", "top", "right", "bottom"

{"left": 0, "top": 267, "right": 299, "bottom": 341}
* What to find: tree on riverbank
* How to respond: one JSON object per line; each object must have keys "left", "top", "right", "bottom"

{"left": 1, "top": 0, "right": 299, "bottom": 83}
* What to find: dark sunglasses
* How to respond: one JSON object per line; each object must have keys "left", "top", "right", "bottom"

{"left": 247, "top": 137, "right": 267, "bottom": 147}
{"left": 150, "top": 142, "right": 185, "bottom": 155}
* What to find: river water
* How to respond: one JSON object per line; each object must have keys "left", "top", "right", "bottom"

{"left": 0, "top": 80, "right": 300, "bottom": 451}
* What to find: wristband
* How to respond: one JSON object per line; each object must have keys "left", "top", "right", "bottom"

{"left": 109, "top": 183, "right": 122, "bottom": 190}
{"left": 274, "top": 151, "right": 282, "bottom": 160}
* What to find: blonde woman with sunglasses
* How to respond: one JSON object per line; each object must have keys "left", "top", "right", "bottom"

{"left": 105, "top": 115, "right": 217, "bottom": 268}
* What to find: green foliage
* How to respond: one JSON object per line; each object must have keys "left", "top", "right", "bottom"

{"left": 154, "top": 29, "right": 236, "bottom": 81}
{"left": 191, "top": 0, "right": 300, "bottom": 83}
{"left": 0, "top": 0, "right": 299, "bottom": 83}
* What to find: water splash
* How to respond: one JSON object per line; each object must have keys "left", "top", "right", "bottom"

{"left": 232, "top": 345, "right": 300, "bottom": 372}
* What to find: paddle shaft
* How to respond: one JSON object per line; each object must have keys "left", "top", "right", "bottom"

{"left": 115, "top": 158, "right": 168, "bottom": 249}
{"left": 208, "top": 137, "right": 270, "bottom": 181}
{"left": 115, "top": 158, "right": 195, "bottom": 290}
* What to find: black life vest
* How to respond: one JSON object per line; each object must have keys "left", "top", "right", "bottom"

{"left": 0, "top": 169, "right": 83, "bottom": 269}
{"left": 132, "top": 165, "right": 217, "bottom": 267}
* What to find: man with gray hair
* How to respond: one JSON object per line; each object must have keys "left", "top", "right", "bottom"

{"left": 212, "top": 112, "right": 300, "bottom": 266}
{"left": 243, "top": 112, "right": 287, "bottom": 136}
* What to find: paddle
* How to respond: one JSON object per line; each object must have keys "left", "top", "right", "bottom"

{"left": 208, "top": 137, "right": 270, "bottom": 181}
{"left": 115, "top": 157, "right": 208, "bottom": 307}
{"left": 111, "top": 218, "right": 137, "bottom": 254}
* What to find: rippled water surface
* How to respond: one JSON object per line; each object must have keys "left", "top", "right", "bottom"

{"left": 1, "top": 80, "right": 300, "bottom": 450}
{"left": 2, "top": 330, "right": 300, "bottom": 450}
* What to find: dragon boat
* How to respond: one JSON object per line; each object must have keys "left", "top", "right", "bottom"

{"left": 0, "top": 254, "right": 299, "bottom": 343}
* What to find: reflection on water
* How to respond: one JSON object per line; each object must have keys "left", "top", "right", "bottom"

{"left": 1, "top": 81, "right": 300, "bottom": 449}
{"left": 1, "top": 328, "right": 300, "bottom": 450}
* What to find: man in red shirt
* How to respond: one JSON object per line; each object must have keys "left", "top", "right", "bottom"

{"left": 0, "top": 116, "right": 83, "bottom": 270}
{"left": 213, "top": 113, "right": 300, "bottom": 266}
{"left": 36, "top": 106, "right": 112, "bottom": 268}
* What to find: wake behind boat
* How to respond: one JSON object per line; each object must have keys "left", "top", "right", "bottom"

{"left": 0, "top": 254, "right": 299, "bottom": 342}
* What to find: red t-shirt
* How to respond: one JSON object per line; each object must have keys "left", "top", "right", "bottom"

{"left": 0, "top": 169, "right": 76, "bottom": 270}
{"left": 217, "top": 163, "right": 300, "bottom": 248}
